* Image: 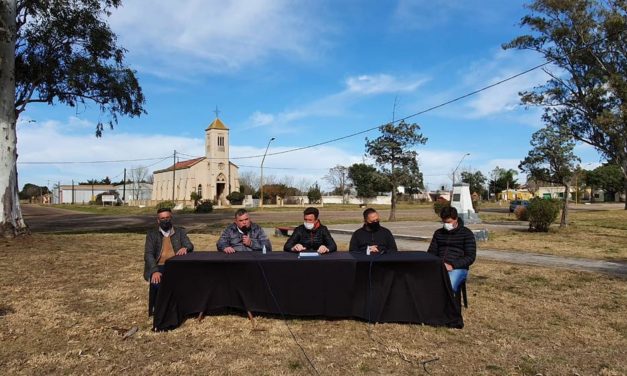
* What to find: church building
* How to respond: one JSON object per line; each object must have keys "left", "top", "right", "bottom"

{"left": 151, "top": 117, "right": 239, "bottom": 205}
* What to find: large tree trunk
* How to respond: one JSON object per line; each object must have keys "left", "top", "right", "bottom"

{"left": 560, "top": 183, "right": 569, "bottom": 228}
{"left": 0, "top": 1, "right": 28, "bottom": 237}
{"left": 389, "top": 186, "right": 397, "bottom": 221}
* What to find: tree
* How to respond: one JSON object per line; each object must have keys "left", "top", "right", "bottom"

{"left": 129, "top": 166, "right": 148, "bottom": 200}
{"left": 460, "top": 170, "right": 487, "bottom": 199}
{"left": 488, "top": 166, "right": 519, "bottom": 197}
{"left": 586, "top": 163, "right": 624, "bottom": 201}
{"left": 365, "top": 120, "right": 427, "bottom": 221}
{"left": 0, "top": 0, "right": 146, "bottom": 237}
{"left": 18, "top": 183, "right": 48, "bottom": 200}
{"left": 504, "top": 0, "right": 627, "bottom": 209}
{"left": 323, "top": 165, "right": 350, "bottom": 201}
{"left": 348, "top": 163, "right": 391, "bottom": 201}
{"left": 307, "top": 183, "right": 322, "bottom": 204}
{"left": 519, "top": 125, "right": 580, "bottom": 227}
{"left": 238, "top": 170, "right": 258, "bottom": 195}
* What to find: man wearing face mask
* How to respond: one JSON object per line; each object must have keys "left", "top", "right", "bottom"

{"left": 283, "top": 207, "right": 337, "bottom": 254}
{"left": 349, "top": 208, "right": 398, "bottom": 254}
{"left": 427, "top": 206, "right": 476, "bottom": 293}
{"left": 144, "top": 207, "right": 194, "bottom": 316}
{"left": 217, "top": 209, "right": 272, "bottom": 253}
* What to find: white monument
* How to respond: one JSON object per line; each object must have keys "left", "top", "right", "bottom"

{"left": 451, "top": 183, "right": 481, "bottom": 224}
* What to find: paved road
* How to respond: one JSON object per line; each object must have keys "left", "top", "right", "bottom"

{"left": 21, "top": 204, "right": 626, "bottom": 277}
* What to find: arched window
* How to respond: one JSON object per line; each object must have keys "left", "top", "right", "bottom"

{"left": 197, "top": 184, "right": 203, "bottom": 199}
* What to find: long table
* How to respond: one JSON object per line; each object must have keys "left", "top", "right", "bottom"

{"left": 153, "top": 251, "right": 463, "bottom": 330}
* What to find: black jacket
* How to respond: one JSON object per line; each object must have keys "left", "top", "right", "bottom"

{"left": 283, "top": 223, "right": 337, "bottom": 252}
{"left": 349, "top": 225, "right": 398, "bottom": 253}
{"left": 427, "top": 220, "right": 476, "bottom": 269}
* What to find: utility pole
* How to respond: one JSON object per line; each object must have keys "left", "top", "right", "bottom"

{"left": 71, "top": 180, "right": 75, "bottom": 204}
{"left": 172, "top": 150, "right": 177, "bottom": 202}
{"left": 122, "top": 168, "right": 127, "bottom": 203}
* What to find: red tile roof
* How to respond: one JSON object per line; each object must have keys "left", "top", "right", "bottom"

{"left": 153, "top": 157, "right": 205, "bottom": 174}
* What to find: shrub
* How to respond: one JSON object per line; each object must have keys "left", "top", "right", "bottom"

{"left": 527, "top": 198, "right": 560, "bottom": 232}
{"left": 195, "top": 200, "right": 213, "bottom": 213}
{"left": 226, "top": 191, "right": 245, "bottom": 205}
{"left": 156, "top": 200, "right": 175, "bottom": 211}
{"left": 472, "top": 200, "right": 481, "bottom": 213}
{"left": 433, "top": 199, "right": 450, "bottom": 215}
{"left": 514, "top": 205, "right": 529, "bottom": 221}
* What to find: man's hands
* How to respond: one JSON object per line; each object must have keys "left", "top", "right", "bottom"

{"left": 224, "top": 246, "right": 236, "bottom": 254}
{"left": 317, "top": 245, "right": 330, "bottom": 254}
{"left": 176, "top": 247, "right": 188, "bottom": 256}
{"left": 151, "top": 271, "right": 162, "bottom": 284}
{"left": 292, "top": 244, "right": 306, "bottom": 252}
{"left": 368, "top": 245, "right": 380, "bottom": 254}
{"left": 444, "top": 263, "right": 453, "bottom": 271}
{"left": 242, "top": 234, "right": 252, "bottom": 247}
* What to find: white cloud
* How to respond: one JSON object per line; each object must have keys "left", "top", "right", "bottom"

{"left": 345, "top": 74, "right": 427, "bottom": 95}
{"left": 110, "top": 0, "right": 330, "bottom": 76}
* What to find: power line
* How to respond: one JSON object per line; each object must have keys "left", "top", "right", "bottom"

{"left": 17, "top": 156, "right": 170, "bottom": 165}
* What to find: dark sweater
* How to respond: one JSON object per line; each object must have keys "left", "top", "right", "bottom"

{"left": 283, "top": 223, "right": 337, "bottom": 252}
{"left": 349, "top": 225, "right": 398, "bottom": 253}
{"left": 427, "top": 222, "right": 476, "bottom": 269}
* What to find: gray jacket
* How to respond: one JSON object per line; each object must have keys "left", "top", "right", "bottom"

{"left": 216, "top": 223, "right": 272, "bottom": 252}
{"left": 143, "top": 226, "right": 194, "bottom": 281}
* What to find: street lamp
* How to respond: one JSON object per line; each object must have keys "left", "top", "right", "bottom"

{"left": 451, "top": 153, "right": 470, "bottom": 200}
{"left": 259, "top": 137, "right": 275, "bottom": 208}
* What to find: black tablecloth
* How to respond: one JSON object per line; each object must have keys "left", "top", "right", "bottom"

{"left": 153, "top": 251, "right": 463, "bottom": 330}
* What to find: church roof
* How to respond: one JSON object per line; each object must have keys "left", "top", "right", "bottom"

{"left": 153, "top": 157, "right": 205, "bottom": 174}
{"left": 206, "top": 118, "right": 229, "bottom": 131}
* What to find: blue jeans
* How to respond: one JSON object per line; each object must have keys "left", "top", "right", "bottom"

{"left": 448, "top": 269, "right": 468, "bottom": 293}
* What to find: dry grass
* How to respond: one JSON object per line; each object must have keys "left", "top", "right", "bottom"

{"left": 0, "top": 233, "right": 625, "bottom": 375}
{"left": 480, "top": 209, "right": 627, "bottom": 261}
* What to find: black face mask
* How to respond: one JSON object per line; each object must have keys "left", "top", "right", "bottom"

{"left": 367, "top": 221, "right": 380, "bottom": 231}
{"left": 159, "top": 219, "right": 172, "bottom": 232}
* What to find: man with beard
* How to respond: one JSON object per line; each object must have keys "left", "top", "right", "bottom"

{"left": 349, "top": 208, "right": 397, "bottom": 254}
{"left": 217, "top": 209, "right": 272, "bottom": 253}
{"left": 144, "top": 207, "right": 194, "bottom": 315}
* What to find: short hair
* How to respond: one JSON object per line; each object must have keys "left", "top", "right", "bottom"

{"left": 157, "top": 207, "right": 172, "bottom": 214}
{"left": 362, "top": 207, "right": 377, "bottom": 221}
{"left": 234, "top": 208, "right": 248, "bottom": 218}
{"left": 303, "top": 207, "right": 319, "bottom": 219}
{"left": 440, "top": 206, "right": 458, "bottom": 220}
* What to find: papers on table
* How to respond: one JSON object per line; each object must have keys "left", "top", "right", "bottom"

{"left": 298, "top": 252, "right": 319, "bottom": 258}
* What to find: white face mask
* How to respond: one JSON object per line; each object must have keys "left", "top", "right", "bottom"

{"left": 443, "top": 223, "right": 455, "bottom": 231}
{"left": 304, "top": 222, "right": 315, "bottom": 230}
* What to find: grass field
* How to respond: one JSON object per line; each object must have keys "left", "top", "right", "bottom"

{"left": 0, "top": 232, "right": 625, "bottom": 375}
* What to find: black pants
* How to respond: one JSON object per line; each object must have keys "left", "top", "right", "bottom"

{"left": 148, "top": 265, "right": 165, "bottom": 316}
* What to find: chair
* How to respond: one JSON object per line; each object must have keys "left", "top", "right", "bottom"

{"left": 455, "top": 280, "right": 468, "bottom": 309}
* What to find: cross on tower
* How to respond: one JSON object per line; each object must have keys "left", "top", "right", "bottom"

{"left": 213, "top": 106, "right": 221, "bottom": 119}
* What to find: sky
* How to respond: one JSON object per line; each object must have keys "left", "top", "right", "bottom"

{"left": 16, "top": 0, "right": 605, "bottom": 193}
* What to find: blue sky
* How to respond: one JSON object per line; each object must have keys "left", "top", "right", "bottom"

{"left": 17, "top": 0, "right": 604, "bottom": 192}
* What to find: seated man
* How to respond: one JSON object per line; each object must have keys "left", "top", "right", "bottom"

{"left": 144, "top": 207, "right": 194, "bottom": 316}
{"left": 349, "top": 208, "right": 397, "bottom": 254}
{"left": 217, "top": 208, "right": 272, "bottom": 253}
{"left": 427, "top": 206, "right": 476, "bottom": 293}
{"left": 283, "top": 207, "right": 337, "bottom": 254}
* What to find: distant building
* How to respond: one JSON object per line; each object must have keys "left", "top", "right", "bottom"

{"left": 151, "top": 117, "right": 240, "bottom": 205}
{"left": 54, "top": 184, "right": 115, "bottom": 204}
{"left": 114, "top": 182, "right": 152, "bottom": 202}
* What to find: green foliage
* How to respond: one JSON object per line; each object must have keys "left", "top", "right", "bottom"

{"left": 156, "top": 200, "right": 175, "bottom": 211}
{"left": 307, "top": 183, "right": 322, "bottom": 204}
{"left": 190, "top": 191, "right": 202, "bottom": 207}
{"left": 194, "top": 200, "right": 213, "bottom": 213}
{"left": 461, "top": 170, "right": 487, "bottom": 198}
{"left": 586, "top": 164, "right": 624, "bottom": 198}
{"left": 19, "top": 183, "right": 49, "bottom": 199}
{"left": 504, "top": 0, "right": 627, "bottom": 206}
{"left": 514, "top": 205, "right": 529, "bottom": 221}
{"left": 365, "top": 120, "right": 427, "bottom": 220}
{"left": 13, "top": 0, "right": 145, "bottom": 135}
{"left": 489, "top": 166, "right": 519, "bottom": 194}
{"left": 528, "top": 198, "right": 560, "bottom": 232}
{"left": 226, "top": 191, "right": 245, "bottom": 205}
{"left": 348, "top": 163, "right": 391, "bottom": 198}
{"left": 433, "top": 199, "right": 450, "bottom": 215}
